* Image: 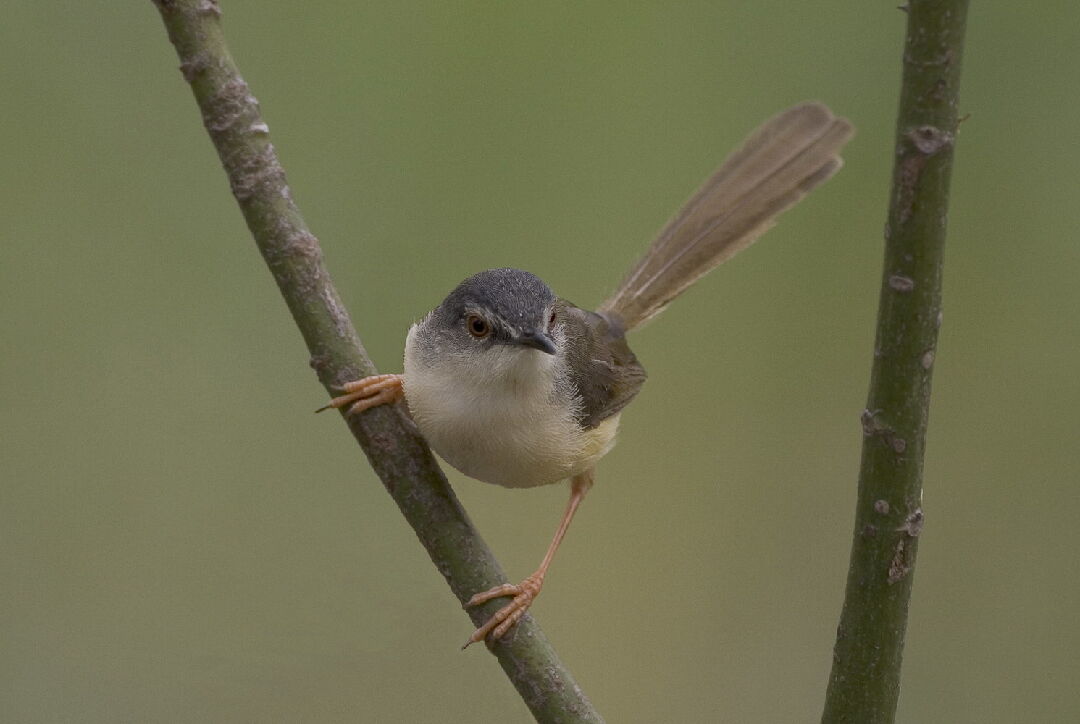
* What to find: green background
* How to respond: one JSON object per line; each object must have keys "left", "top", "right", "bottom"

{"left": 3, "top": 2, "right": 1078, "bottom": 722}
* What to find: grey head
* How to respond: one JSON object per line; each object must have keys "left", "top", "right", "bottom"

{"left": 419, "top": 268, "right": 559, "bottom": 358}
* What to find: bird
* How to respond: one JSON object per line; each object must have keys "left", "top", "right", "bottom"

{"left": 319, "top": 102, "right": 854, "bottom": 647}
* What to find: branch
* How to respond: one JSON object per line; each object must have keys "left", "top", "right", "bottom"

{"left": 150, "top": 2, "right": 602, "bottom": 721}
{"left": 822, "top": 2, "right": 970, "bottom": 722}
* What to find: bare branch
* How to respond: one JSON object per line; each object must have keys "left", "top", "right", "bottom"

{"left": 822, "top": 2, "right": 970, "bottom": 721}
{"left": 150, "top": 2, "right": 602, "bottom": 720}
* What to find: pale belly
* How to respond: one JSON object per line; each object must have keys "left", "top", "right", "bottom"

{"left": 403, "top": 376, "right": 619, "bottom": 488}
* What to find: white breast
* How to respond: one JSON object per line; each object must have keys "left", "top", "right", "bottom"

{"left": 402, "top": 324, "right": 618, "bottom": 488}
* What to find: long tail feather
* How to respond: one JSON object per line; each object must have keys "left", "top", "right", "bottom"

{"left": 599, "top": 102, "right": 854, "bottom": 330}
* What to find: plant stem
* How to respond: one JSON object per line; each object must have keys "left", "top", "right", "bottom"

{"left": 150, "top": 2, "right": 602, "bottom": 721}
{"left": 821, "top": 2, "right": 969, "bottom": 722}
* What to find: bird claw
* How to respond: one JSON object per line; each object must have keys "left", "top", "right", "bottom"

{"left": 462, "top": 574, "right": 544, "bottom": 648}
{"left": 315, "top": 374, "right": 403, "bottom": 415}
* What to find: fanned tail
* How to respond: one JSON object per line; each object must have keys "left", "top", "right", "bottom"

{"left": 599, "top": 102, "right": 854, "bottom": 331}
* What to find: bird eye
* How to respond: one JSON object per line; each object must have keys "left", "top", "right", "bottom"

{"left": 466, "top": 314, "right": 491, "bottom": 338}
{"left": 548, "top": 308, "right": 557, "bottom": 331}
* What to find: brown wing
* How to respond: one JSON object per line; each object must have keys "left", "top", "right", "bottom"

{"left": 558, "top": 300, "right": 647, "bottom": 429}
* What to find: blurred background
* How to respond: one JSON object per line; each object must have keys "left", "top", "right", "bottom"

{"left": 2, "top": 2, "right": 1078, "bottom": 722}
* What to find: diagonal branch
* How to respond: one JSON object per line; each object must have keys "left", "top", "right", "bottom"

{"left": 822, "top": 2, "right": 970, "bottom": 722}
{"left": 150, "top": 1, "right": 602, "bottom": 721}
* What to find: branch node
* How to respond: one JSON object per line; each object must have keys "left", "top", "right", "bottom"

{"left": 197, "top": 0, "right": 222, "bottom": 16}
{"left": 886, "top": 508, "right": 924, "bottom": 584}
{"left": 888, "top": 274, "right": 915, "bottom": 292}
{"left": 907, "top": 125, "right": 954, "bottom": 155}
{"left": 179, "top": 55, "right": 209, "bottom": 82}
{"left": 887, "top": 539, "right": 911, "bottom": 584}
{"left": 899, "top": 507, "right": 925, "bottom": 537}
{"left": 859, "top": 408, "right": 882, "bottom": 436}
{"left": 861, "top": 409, "right": 908, "bottom": 456}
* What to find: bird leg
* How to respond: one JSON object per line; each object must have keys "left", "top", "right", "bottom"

{"left": 463, "top": 469, "right": 594, "bottom": 648}
{"left": 315, "top": 374, "right": 404, "bottom": 416}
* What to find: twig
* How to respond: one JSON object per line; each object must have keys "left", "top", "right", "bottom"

{"left": 150, "top": 1, "right": 603, "bottom": 721}
{"left": 821, "top": 2, "right": 970, "bottom": 722}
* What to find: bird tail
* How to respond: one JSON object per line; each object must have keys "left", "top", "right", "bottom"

{"left": 598, "top": 102, "right": 854, "bottom": 331}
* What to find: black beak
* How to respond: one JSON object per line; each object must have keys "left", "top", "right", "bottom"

{"left": 517, "top": 331, "right": 557, "bottom": 355}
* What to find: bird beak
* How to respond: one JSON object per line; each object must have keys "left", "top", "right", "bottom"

{"left": 516, "top": 331, "right": 557, "bottom": 355}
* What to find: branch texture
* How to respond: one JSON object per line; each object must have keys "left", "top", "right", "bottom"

{"left": 151, "top": 1, "right": 602, "bottom": 721}
{"left": 822, "top": 2, "right": 970, "bottom": 722}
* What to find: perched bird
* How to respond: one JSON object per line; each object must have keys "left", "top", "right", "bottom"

{"left": 321, "top": 102, "right": 853, "bottom": 647}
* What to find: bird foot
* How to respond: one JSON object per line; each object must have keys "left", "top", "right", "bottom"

{"left": 462, "top": 573, "right": 544, "bottom": 648}
{"left": 315, "top": 374, "right": 403, "bottom": 415}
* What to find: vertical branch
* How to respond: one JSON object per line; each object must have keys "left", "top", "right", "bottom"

{"left": 150, "top": 1, "right": 603, "bottom": 721}
{"left": 822, "top": 2, "right": 970, "bottom": 722}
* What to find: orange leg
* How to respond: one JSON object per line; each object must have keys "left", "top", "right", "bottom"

{"left": 463, "top": 469, "right": 594, "bottom": 648}
{"left": 315, "top": 374, "right": 404, "bottom": 416}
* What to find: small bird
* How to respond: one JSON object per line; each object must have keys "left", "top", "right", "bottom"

{"left": 321, "top": 102, "right": 853, "bottom": 647}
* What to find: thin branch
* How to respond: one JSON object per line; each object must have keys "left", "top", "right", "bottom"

{"left": 822, "top": 2, "right": 969, "bottom": 722}
{"left": 150, "top": 1, "right": 602, "bottom": 721}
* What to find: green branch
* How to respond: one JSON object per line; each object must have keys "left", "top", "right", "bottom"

{"left": 150, "top": 1, "right": 602, "bottom": 721}
{"left": 822, "top": 2, "right": 970, "bottom": 722}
